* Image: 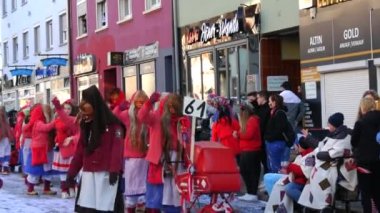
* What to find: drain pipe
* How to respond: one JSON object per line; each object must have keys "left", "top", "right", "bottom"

{"left": 172, "top": 0, "right": 180, "bottom": 93}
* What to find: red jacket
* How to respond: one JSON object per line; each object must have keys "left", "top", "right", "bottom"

{"left": 287, "top": 148, "right": 314, "bottom": 185}
{"left": 211, "top": 117, "right": 240, "bottom": 155}
{"left": 113, "top": 106, "right": 146, "bottom": 158}
{"left": 68, "top": 123, "right": 124, "bottom": 176}
{"left": 239, "top": 116, "right": 262, "bottom": 152}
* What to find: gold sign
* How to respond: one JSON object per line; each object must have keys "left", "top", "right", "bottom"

{"left": 317, "top": 0, "right": 350, "bottom": 8}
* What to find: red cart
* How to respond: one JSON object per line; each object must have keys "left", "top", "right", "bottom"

{"left": 175, "top": 141, "right": 241, "bottom": 213}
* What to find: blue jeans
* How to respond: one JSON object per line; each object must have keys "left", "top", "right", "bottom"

{"left": 266, "top": 140, "right": 287, "bottom": 173}
{"left": 285, "top": 182, "right": 304, "bottom": 202}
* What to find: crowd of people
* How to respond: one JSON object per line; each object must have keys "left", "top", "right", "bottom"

{"left": 0, "top": 82, "right": 378, "bottom": 213}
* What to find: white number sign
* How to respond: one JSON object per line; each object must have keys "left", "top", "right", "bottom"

{"left": 183, "top": 97, "right": 207, "bottom": 118}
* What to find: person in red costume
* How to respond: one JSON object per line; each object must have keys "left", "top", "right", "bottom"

{"left": 48, "top": 98, "right": 79, "bottom": 199}
{"left": 109, "top": 87, "right": 126, "bottom": 110}
{"left": 138, "top": 92, "right": 190, "bottom": 213}
{"left": 66, "top": 85, "right": 125, "bottom": 213}
{"left": 236, "top": 101, "right": 262, "bottom": 202}
{"left": 23, "top": 104, "right": 57, "bottom": 195}
{"left": 113, "top": 90, "right": 149, "bottom": 213}
{"left": 0, "top": 107, "right": 14, "bottom": 175}
{"left": 211, "top": 102, "right": 240, "bottom": 157}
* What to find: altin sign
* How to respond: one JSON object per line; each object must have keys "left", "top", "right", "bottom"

{"left": 317, "top": 0, "right": 350, "bottom": 8}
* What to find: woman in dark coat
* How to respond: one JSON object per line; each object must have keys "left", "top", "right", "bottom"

{"left": 351, "top": 97, "right": 380, "bottom": 212}
{"left": 67, "top": 86, "right": 125, "bottom": 213}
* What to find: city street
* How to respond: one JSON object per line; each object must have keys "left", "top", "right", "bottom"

{"left": 0, "top": 173, "right": 266, "bottom": 213}
{"left": 0, "top": 173, "right": 74, "bottom": 213}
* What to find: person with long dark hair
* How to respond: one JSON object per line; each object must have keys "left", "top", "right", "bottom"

{"left": 211, "top": 103, "right": 240, "bottom": 157}
{"left": 237, "top": 101, "right": 262, "bottom": 202}
{"left": 0, "top": 106, "right": 14, "bottom": 175}
{"left": 138, "top": 92, "right": 190, "bottom": 213}
{"left": 113, "top": 90, "right": 149, "bottom": 213}
{"left": 351, "top": 97, "right": 380, "bottom": 212}
{"left": 264, "top": 94, "right": 290, "bottom": 173}
{"left": 66, "top": 86, "right": 125, "bottom": 213}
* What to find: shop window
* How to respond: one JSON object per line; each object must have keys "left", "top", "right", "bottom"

{"left": 145, "top": 0, "right": 160, "bottom": 11}
{"left": 77, "top": 0, "right": 87, "bottom": 36}
{"left": 123, "top": 62, "right": 156, "bottom": 97}
{"left": 12, "top": 36, "right": 18, "bottom": 63}
{"left": 96, "top": 0, "right": 107, "bottom": 29}
{"left": 217, "top": 49, "right": 228, "bottom": 97}
{"left": 64, "top": 77, "right": 70, "bottom": 88}
{"left": 36, "top": 84, "right": 40, "bottom": 92}
{"left": 46, "top": 20, "right": 53, "bottom": 50}
{"left": 3, "top": 41, "right": 8, "bottom": 66}
{"left": 123, "top": 66, "right": 137, "bottom": 99}
{"left": 189, "top": 53, "right": 215, "bottom": 100}
{"left": 22, "top": 31, "right": 29, "bottom": 59}
{"left": 34, "top": 25, "right": 40, "bottom": 54}
{"left": 228, "top": 47, "right": 239, "bottom": 100}
{"left": 140, "top": 61, "right": 155, "bottom": 96}
{"left": 2, "top": 0, "right": 7, "bottom": 17}
{"left": 118, "top": 0, "right": 131, "bottom": 21}
{"left": 59, "top": 13, "right": 68, "bottom": 45}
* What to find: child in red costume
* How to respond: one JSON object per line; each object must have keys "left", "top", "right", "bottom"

{"left": 113, "top": 90, "right": 149, "bottom": 213}
{"left": 51, "top": 98, "right": 80, "bottom": 199}
{"left": 24, "top": 104, "right": 56, "bottom": 195}
{"left": 138, "top": 92, "right": 190, "bottom": 213}
{"left": 211, "top": 103, "right": 240, "bottom": 156}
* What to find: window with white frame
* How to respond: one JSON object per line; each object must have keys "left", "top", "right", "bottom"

{"left": 77, "top": 0, "right": 87, "bottom": 36}
{"left": 11, "top": 0, "right": 17, "bottom": 11}
{"left": 22, "top": 32, "right": 29, "bottom": 58}
{"left": 118, "top": 0, "right": 131, "bottom": 21}
{"left": 12, "top": 37, "right": 18, "bottom": 63}
{"left": 2, "top": 0, "right": 7, "bottom": 16}
{"left": 46, "top": 20, "right": 53, "bottom": 50}
{"left": 59, "top": 13, "right": 68, "bottom": 44}
{"left": 34, "top": 25, "right": 40, "bottom": 54}
{"left": 145, "top": 0, "right": 160, "bottom": 11}
{"left": 3, "top": 42, "right": 9, "bottom": 66}
{"left": 96, "top": 0, "right": 107, "bottom": 29}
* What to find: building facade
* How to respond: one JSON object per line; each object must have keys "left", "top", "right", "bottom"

{"left": 1, "top": 0, "right": 70, "bottom": 111}
{"left": 299, "top": 0, "right": 380, "bottom": 128}
{"left": 177, "top": 0, "right": 300, "bottom": 103}
{"left": 69, "top": 0, "right": 174, "bottom": 101}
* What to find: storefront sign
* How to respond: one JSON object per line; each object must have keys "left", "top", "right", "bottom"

{"left": 333, "top": 9, "right": 371, "bottom": 63}
{"left": 300, "top": 21, "right": 333, "bottom": 66}
{"left": 183, "top": 4, "right": 260, "bottom": 47}
{"left": 107, "top": 52, "right": 124, "bottom": 66}
{"left": 35, "top": 65, "right": 60, "bottom": 80}
{"left": 73, "top": 54, "right": 96, "bottom": 76}
{"left": 372, "top": 9, "right": 380, "bottom": 58}
{"left": 125, "top": 42, "right": 159, "bottom": 64}
{"left": 199, "top": 14, "right": 241, "bottom": 43}
{"left": 305, "top": 81, "right": 317, "bottom": 99}
{"left": 317, "top": 0, "right": 350, "bottom": 8}
{"left": 301, "top": 67, "right": 320, "bottom": 82}
{"left": 267, "top": 76, "right": 288, "bottom": 91}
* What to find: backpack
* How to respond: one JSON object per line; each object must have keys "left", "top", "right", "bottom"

{"left": 277, "top": 110, "right": 296, "bottom": 147}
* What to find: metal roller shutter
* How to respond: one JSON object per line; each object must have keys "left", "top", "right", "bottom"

{"left": 322, "top": 69, "right": 369, "bottom": 129}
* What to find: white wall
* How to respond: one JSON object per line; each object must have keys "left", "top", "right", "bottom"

{"left": 1, "top": 0, "right": 68, "bottom": 79}
{"left": 260, "top": 0, "right": 299, "bottom": 34}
